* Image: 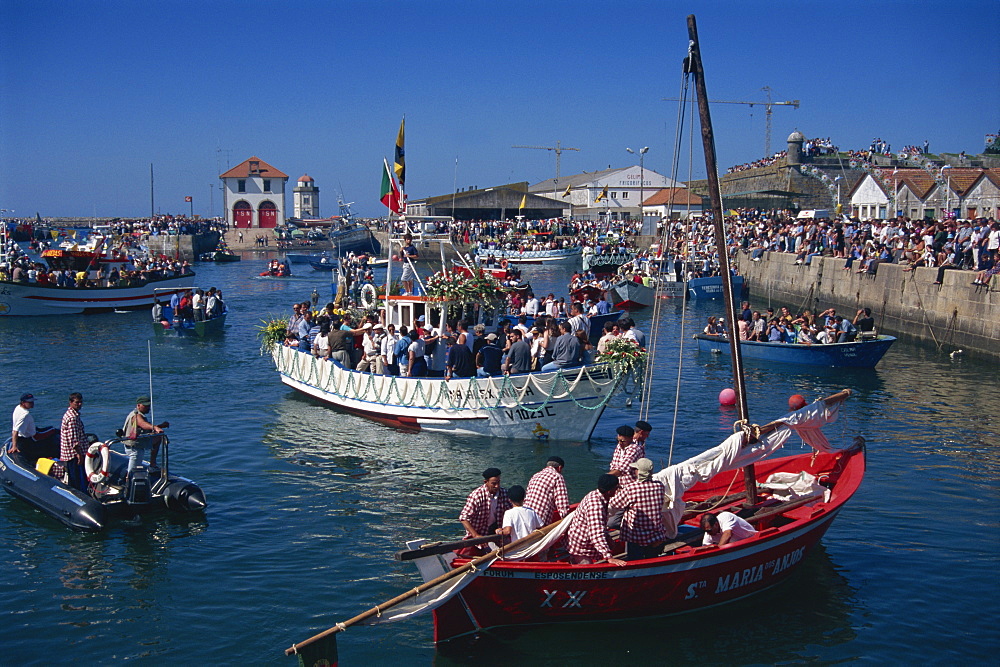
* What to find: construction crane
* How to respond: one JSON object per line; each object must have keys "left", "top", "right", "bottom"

{"left": 512, "top": 141, "right": 581, "bottom": 186}
{"left": 663, "top": 86, "right": 799, "bottom": 157}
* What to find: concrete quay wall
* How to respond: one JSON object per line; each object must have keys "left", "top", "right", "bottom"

{"left": 740, "top": 252, "right": 1000, "bottom": 360}
{"left": 146, "top": 232, "right": 220, "bottom": 262}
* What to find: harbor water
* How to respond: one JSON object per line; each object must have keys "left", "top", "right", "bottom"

{"left": 0, "top": 257, "right": 996, "bottom": 664}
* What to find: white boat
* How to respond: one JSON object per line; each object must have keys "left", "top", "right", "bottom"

{"left": 474, "top": 245, "right": 582, "bottom": 265}
{"left": 0, "top": 247, "right": 194, "bottom": 316}
{"left": 271, "top": 344, "right": 620, "bottom": 440}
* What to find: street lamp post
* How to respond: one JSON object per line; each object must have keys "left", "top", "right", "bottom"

{"left": 941, "top": 165, "right": 952, "bottom": 219}
{"left": 834, "top": 176, "right": 843, "bottom": 212}
{"left": 626, "top": 146, "right": 649, "bottom": 226}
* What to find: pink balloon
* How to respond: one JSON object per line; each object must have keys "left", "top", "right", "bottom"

{"left": 719, "top": 388, "right": 737, "bottom": 406}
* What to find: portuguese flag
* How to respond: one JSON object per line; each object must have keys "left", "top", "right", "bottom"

{"left": 380, "top": 158, "right": 402, "bottom": 214}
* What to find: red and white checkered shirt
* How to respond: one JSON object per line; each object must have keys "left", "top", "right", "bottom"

{"left": 459, "top": 484, "right": 511, "bottom": 538}
{"left": 567, "top": 489, "right": 614, "bottom": 561}
{"left": 524, "top": 466, "right": 569, "bottom": 525}
{"left": 59, "top": 406, "right": 85, "bottom": 462}
{"left": 609, "top": 478, "right": 667, "bottom": 546}
{"left": 609, "top": 441, "right": 644, "bottom": 481}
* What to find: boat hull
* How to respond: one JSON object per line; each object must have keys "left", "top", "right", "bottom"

{"left": 475, "top": 247, "right": 582, "bottom": 264}
{"left": 429, "top": 447, "right": 864, "bottom": 642}
{"left": 0, "top": 446, "right": 206, "bottom": 532}
{"left": 609, "top": 280, "right": 655, "bottom": 310}
{"left": 0, "top": 275, "right": 194, "bottom": 316}
{"left": 271, "top": 346, "right": 621, "bottom": 440}
{"left": 582, "top": 251, "right": 636, "bottom": 274}
{"left": 687, "top": 275, "right": 745, "bottom": 300}
{"left": 694, "top": 333, "right": 896, "bottom": 368}
{"left": 153, "top": 313, "right": 227, "bottom": 337}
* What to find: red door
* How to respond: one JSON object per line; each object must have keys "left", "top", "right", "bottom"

{"left": 258, "top": 202, "right": 277, "bottom": 228}
{"left": 233, "top": 202, "right": 252, "bottom": 228}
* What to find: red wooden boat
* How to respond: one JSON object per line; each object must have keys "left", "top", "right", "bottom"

{"left": 421, "top": 428, "right": 863, "bottom": 641}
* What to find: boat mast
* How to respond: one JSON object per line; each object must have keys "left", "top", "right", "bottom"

{"left": 686, "top": 14, "right": 757, "bottom": 503}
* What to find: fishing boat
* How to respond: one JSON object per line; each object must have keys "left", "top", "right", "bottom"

{"left": 694, "top": 332, "right": 896, "bottom": 368}
{"left": 199, "top": 238, "right": 240, "bottom": 262}
{"left": 309, "top": 257, "right": 339, "bottom": 272}
{"left": 1, "top": 434, "right": 206, "bottom": 532}
{"left": 281, "top": 18, "right": 867, "bottom": 658}
{"left": 0, "top": 245, "right": 194, "bottom": 316}
{"left": 688, "top": 273, "right": 745, "bottom": 300}
{"left": 285, "top": 251, "right": 328, "bottom": 264}
{"left": 474, "top": 245, "right": 582, "bottom": 265}
{"left": 609, "top": 277, "right": 656, "bottom": 310}
{"left": 582, "top": 249, "right": 636, "bottom": 275}
{"left": 270, "top": 225, "right": 628, "bottom": 440}
{"left": 152, "top": 290, "right": 228, "bottom": 337}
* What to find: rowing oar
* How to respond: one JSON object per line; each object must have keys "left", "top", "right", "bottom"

{"left": 394, "top": 533, "right": 501, "bottom": 561}
{"left": 284, "top": 517, "right": 566, "bottom": 656}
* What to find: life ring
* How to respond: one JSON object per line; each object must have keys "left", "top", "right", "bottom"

{"left": 85, "top": 441, "right": 110, "bottom": 484}
{"left": 500, "top": 259, "right": 509, "bottom": 270}
{"left": 359, "top": 283, "right": 378, "bottom": 309}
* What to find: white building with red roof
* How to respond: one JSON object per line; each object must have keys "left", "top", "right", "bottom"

{"left": 220, "top": 157, "right": 289, "bottom": 229}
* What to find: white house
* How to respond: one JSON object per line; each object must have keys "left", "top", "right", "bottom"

{"left": 847, "top": 174, "right": 891, "bottom": 220}
{"left": 220, "top": 157, "right": 289, "bottom": 229}
{"left": 529, "top": 166, "right": 683, "bottom": 220}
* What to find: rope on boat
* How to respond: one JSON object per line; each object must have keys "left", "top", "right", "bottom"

{"left": 272, "top": 345, "right": 625, "bottom": 414}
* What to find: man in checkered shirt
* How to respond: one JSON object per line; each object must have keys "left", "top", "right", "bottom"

{"left": 524, "top": 456, "right": 569, "bottom": 525}
{"left": 459, "top": 467, "right": 512, "bottom": 549}
{"left": 609, "top": 425, "right": 643, "bottom": 482}
{"left": 633, "top": 420, "right": 653, "bottom": 458}
{"left": 566, "top": 474, "right": 627, "bottom": 566}
{"left": 59, "top": 392, "right": 87, "bottom": 490}
{"left": 609, "top": 458, "right": 667, "bottom": 560}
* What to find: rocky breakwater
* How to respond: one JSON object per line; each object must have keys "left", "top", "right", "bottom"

{"left": 741, "top": 251, "right": 1000, "bottom": 359}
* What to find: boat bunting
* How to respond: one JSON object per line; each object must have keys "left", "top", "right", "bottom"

{"left": 380, "top": 158, "right": 403, "bottom": 214}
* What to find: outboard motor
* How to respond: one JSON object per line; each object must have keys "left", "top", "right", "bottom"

{"left": 126, "top": 467, "right": 153, "bottom": 506}
{"left": 162, "top": 480, "right": 208, "bottom": 512}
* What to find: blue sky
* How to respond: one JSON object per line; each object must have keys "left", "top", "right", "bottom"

{"left": 1, "top": 0, "right": 997, "bottom": 218}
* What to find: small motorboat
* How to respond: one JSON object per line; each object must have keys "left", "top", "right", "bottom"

{"left": 1, "top": 434, "right": 206, "bottom": 532}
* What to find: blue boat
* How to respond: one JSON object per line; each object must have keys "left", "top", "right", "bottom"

{"left": 687, "top": 274, "right": 745, "bottom": 300}
{"left": 309, "top": 259, "right": 339, "bottom": 272}
{"left": 694, "top": 333, "right": 896, "bottom": 368}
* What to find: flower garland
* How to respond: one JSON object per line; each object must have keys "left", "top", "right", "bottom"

{"left": 257, "top": 316, "right": 289, "bottom": 354}
{"left": 595, "top": 336, "right": 648, "bottom": 376}
{"left": 424, "top": 269, "right": 507, "bottom": 303}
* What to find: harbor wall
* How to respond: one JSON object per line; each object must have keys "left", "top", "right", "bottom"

{"left": 740, "top": 252, "right": 1000, "bottom": 360}
{"left": 146, "top": 232, "right": 219, "bottom": 261}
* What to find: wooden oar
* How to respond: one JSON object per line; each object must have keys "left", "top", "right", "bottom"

{"left": 394, "top": 533, "right": 505, "bottom": 561}
{"left": 285, "top": 517, "right": 566, "bottom": 656}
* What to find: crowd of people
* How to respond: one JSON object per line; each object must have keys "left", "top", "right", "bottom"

{"left": 279, "top": 293, "right": 646, "bottom": 378}
{"left": 703, "top": 301, "right": 877, "bottom": 345}
{"left": 456, "top": 420, "right": 758, "bottom": 564}
{"left": 152, "top": 288, "right": 226, "bottom": 326}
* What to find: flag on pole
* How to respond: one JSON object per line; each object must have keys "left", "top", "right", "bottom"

{"left": 394, "top": 117, "right": 405, "bottom": 189}
{"left": 562, "top": 184, "right": 571, "bottom": 198}
{"left": 380, "top": 158, "right": 402, "bottom": 214}
{"left": 184, "top": 196, "right": 192, "bottom": 202}
{"left": 519, "top": 194, "right": 527, "bottom": 210}
{"left": 595, "top": 185, "right": 608, "bottom": 202}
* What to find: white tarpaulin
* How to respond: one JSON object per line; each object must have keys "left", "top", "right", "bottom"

{"left": 360, "top": 512, "right": 576, "bottom": 625}
{"left": 653, "top": 399, "right": 842, "bottom": 538}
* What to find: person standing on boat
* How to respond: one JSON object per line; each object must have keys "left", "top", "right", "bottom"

{"left": 405, "top": 329, "right": 427, "bottom": 377}
{"left": 700, "top": 511, "right": 757, "bottom": 547}
{"left": 459, "top": 467, "right": 511, "bottom": 551}
{"left": 59, "top": 393, "right": 87, "bottom": 490}
{"left": 10, "top": 393, "right": 57, "bottom": 459}
{"left": 400, "top": 233, "right": 418, "bottom": 296}
{"left": 504, "top": 329, "right": 533, "bottom": 374}
{"left": 609, "top": 458, "right": 667, "bottom": 560}
{"left": 524, "top": 456, "right": 569, "bottom": 525}
{"left": 633, "top": 420, "right": 652, "bottom": 458}
{"left": 541, "top": 322, "right": 580, "bottom": 372}
{"left": 567, "top": 302, "right": 591, "bottom": 339}
{"left": 122, "top": 395, "right": 167, "bottom": 475}
{"left": 609, "top": 425, "right": 642, "bottom": 481}
{"left": 567, "top": 474, "right": 627, "bottom": 566}
{"left": 496, "top": 485, "right": 541, "bottom": 542}
{"left": 618, "top": 317, "right": 646, "bottom": 348}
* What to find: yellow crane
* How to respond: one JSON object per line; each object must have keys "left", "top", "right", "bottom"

{"left": 663, "top": 86, "right": 799, "bottom": 157}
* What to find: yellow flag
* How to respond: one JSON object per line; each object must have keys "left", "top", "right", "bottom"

{"left": 519, "top": 194, "right": 527, "bottom": 209}
{"left": 595, "top": 185, "right": 608, "bottom": 203}
{"left": 50, "top": 230, "right": 59, "bottom": 239}
{"left": 562, "top": 184, "right": 571, "bottom": 198}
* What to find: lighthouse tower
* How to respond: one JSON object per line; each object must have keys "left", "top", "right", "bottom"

{"left": 293, "top": 174, "right": 320, "bottom": 218}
